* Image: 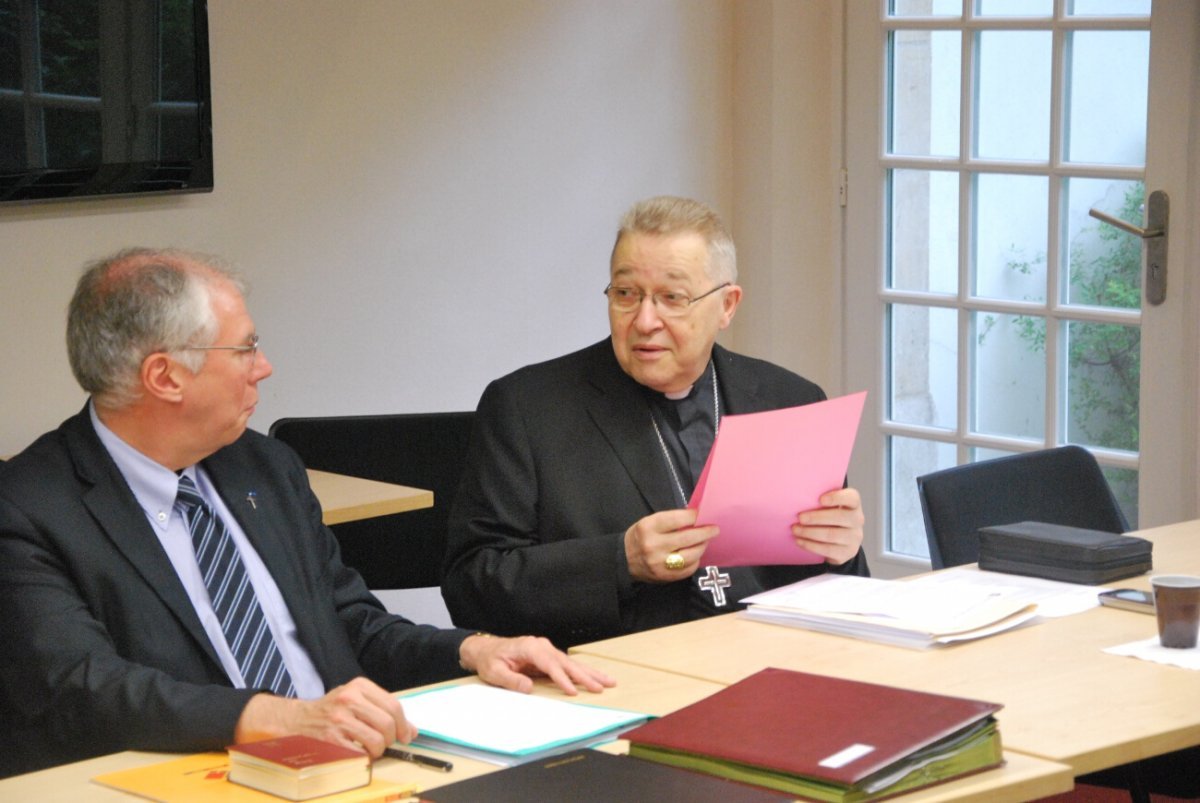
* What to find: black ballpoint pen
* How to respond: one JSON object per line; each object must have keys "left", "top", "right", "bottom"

{"left": 383, "top": 747, "right": 454, "bottom": 772}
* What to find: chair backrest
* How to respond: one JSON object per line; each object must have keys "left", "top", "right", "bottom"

{"left": 269, "top": 412, "right": 474, "bottom": 589}
{"left": 916, "top": 445, "right": 1129, "bottom": 569}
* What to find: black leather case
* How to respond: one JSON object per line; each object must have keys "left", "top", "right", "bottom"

{"left": 977, "top": 521, "right": 1152, "bottom": 585}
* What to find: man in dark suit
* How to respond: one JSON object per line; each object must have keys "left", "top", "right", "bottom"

{"left": 443, "top": 196, "right": 868, "bottom": 648}
{"left": 0, "top": 248, "right": 612, "bottom": 779}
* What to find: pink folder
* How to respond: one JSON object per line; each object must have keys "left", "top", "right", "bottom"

{"left": 689, "top": 391, "right": 867, "bottom": 567}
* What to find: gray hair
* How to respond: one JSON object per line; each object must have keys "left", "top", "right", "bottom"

{"left": 612, "top": 195, "right": 738, "bottom": 283}
{"left": 67, "top": 247, "right": 245, "bottom": 410}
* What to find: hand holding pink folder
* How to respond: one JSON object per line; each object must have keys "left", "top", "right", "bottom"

{"left": 688, "top": 391, "right": 867, "bottom": 567}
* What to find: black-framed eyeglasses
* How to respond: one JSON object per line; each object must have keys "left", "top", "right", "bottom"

{"left": 603, "top": 282, "right": 730, "bottom": 317}
{"left": 183, "top": 333, "right": 259, "bottom": 358}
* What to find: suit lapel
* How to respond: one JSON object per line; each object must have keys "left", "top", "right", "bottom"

{"left": 711, "top": 343, "right": 767, "bottom": 415}
{"left": 64, "top": 411, "right": 223, "bottom": 669}
{"left": 582, "top": 343, "right": 680, "bottom": 512}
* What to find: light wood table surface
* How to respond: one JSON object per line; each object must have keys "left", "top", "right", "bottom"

{"left": 572, "top": 519, "right": 1200, "bottom": 777}
{"left": 307, "top": 468, "right": 433, "bottom": 525}
{"left": 0, "top": 657, "right": 718, "bottom": 802}
{"left": 0, "top": 654, "right": 1073, "bottom": 802}
{"left": 0, "top": 462, "right": 433, "bottom": 526}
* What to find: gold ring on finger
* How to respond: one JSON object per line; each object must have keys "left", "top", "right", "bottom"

{"left": 664, "top": 552, "right": 686, "bottom": 571}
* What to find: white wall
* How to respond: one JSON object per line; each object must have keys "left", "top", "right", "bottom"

{"left": 730, "top": 1, "right": 845, "bottom": 392}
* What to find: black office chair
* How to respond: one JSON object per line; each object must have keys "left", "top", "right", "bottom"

{"left": 916, "top": 445, "right": 1129, "bottom": 571}
{"left": 918, "top": 446, "right": 1198, "bottom": 803}
{"left": 269, "top": 412, "right": 474, "bottom": 590}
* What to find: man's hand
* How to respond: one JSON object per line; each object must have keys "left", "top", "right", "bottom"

{"left": 792, "top": 487, "right": 865, "bottom": 565}
{"left": 233, "top": 677, "right": 415, "bottom": 757}
{"left": 458, "top": 634, "right": 616, "bottom": 696}
{"left": 623, "top": 508, "right": 719, "bottom": 583}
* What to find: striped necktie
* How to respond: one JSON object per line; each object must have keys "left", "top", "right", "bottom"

{"left": 176, "top": 475, "right": 296, "bottom": 697}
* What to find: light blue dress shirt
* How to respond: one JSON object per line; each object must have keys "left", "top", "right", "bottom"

{"left": 89, "top": 403, "right": 325, "bottom": 699}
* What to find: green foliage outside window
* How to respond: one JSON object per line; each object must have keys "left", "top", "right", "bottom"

{"left": 979, "top": 182, "right": 1143, "bottom": 454}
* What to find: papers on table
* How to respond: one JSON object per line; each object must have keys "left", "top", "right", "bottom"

{"left": 740, "top": 573, "right": 1040, "bottom": 649}
{"left": 1104, "top": 637, "right": 1200, "bottom": 670}
{"left": 922, "top": 566, "right": 1104, "bottom": 617}
{"left": 691, "top": 391, "right": 867, "bottom": 567}
{"left": 397, "top": 684, "right": 649, "bottom": 767}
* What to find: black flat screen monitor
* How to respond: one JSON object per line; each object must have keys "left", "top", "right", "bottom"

{"left": 0, "top": 0, "right": 212, "bottom": 205}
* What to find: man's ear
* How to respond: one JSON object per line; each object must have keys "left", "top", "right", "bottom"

{"left": 718, "top": 284, "right": 743, "bottom": 329}
{"left": 141, "top": 352, "right": 187, "bottom": 403}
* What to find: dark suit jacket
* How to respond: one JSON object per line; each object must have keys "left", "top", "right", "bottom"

{"left": 0, "top": 407, "right": 471, "bottom": 778}
{"left": 443, "top": 340, "right": 868, "bottom": 647}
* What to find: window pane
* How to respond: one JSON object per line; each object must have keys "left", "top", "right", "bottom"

{"left": 1069, "top": 0, "right": 1151, "bottom": 16}
{"left": 890, "top": 0, "right": 962, "bottom": 17}
{"left": 889, "top": 30, "right": 961, "bottom": 158}
{"left": 972, "top": 446, "right": 1015, "bottom": 462}
{"left": 1064, "top": 178, "right": 1142, "bottom": 308}
{"left": 890, "top": 304, "right": 958, "bottom": 430}
{"left": 37, "top": 1, "right": 100, "bottom": 96}
{"left": 974, "top": 31, "right": 1051, "bottom": 160}
{"left": 43, "top": 107, "right": 100, "bottom": 167}
{"left": 975, "top": 0, "right": 1051, "bottom": 16}
{"left": 973, "top": 173, "right": 1048, "bottom": 302}
{"left": 1065, "top": 31, "right": 1148, "bottom": 166}
{"left": 0, "top": 5, "right": 19, "bottom": 89}
{"left": 1103, "top": 466, "right": 1139, "bottom": 528}
{"left": 973, "top": 311, "right": 1046, "bottom": 439}
{"left": 158, "top": 113, "right": 202, "bottom": 160}
{"left": 889, "top": 169, "right": 959, "bottom": 293}
{"left": 0, "top": 104, "right": 22, "bottom": 171}
{"left": 160, "top": 0, "right": 199, "bottom": 103}
{"left": 1065, "top": 320, "right": 1139, "bottom": 452}
{"left": 890, "top": 435, "right": 955, "bottom": 558}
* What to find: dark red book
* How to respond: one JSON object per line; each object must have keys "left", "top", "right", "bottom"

{"left": 227, "top": 735, "right": 371, "bottom": 800}
{"left": 624, "top": 667, "right": 1003, "bottom": 802}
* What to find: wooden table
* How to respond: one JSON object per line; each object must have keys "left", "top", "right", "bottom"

{"left": 0, "top": 654, "right": 1074, "bottom": 802}
{"left": 0, "top": 462, "right": 432, "bottom": 526}
{"left": 307, "top": 468, "right": 433, "bottom": 525}
{"left": 572, "top": 519, "right": 1200, "bottom": 777}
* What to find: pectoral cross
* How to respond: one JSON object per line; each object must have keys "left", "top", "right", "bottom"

{"left": 699, "top": 565, "right": 732, "bottom": 607}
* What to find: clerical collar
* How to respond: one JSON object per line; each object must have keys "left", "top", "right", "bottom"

{"left": 658, "top": 362, "right": 712, "bottom": 403}
{"left": 646, "top": 361, "right": 720, "bottom": 505}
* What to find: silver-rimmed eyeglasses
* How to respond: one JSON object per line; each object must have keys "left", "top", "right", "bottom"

{"left": 183, "top": 333, "right": 259, "bottom": 358}
{"left": 603, "top": 282, "right": 730, "bottom": 317}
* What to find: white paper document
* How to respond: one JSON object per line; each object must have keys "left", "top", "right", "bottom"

{"left": 1104, "top": 637, "right": 1200, "bottom": 670}
{"left": 397, "top": 684, "right": 649, "bottom": 766}
{"left": 916, "top": 566, "right": 1104, "bottom": 618}
{"left": 740, "top": 574, "right": 1040, "bottom": 649}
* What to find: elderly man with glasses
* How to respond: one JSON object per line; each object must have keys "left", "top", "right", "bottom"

{"left": 0, "top": 248, "right": 613, "bottom": 779}
{"left": 443, "top": 196, "right": 868, "bottom": 649}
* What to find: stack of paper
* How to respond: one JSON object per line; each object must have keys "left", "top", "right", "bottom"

{"left": 741, "top": 574, "right": 1039, "bottom": 649}
{"left": 397, "top": 684, "right": 649, "bottom": 767}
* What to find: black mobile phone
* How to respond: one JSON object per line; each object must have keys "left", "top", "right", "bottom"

{"left": 1098, "top": 588, "right": 1155, "bottom": 614}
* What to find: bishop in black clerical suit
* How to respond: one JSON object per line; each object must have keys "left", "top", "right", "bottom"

{"left": 442, "top": 197, "right": 868, "bottom": 648}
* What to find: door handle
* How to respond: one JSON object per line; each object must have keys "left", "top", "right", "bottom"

{"left": 1088, "top": 189, "right": 1169, "bottom": 306}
